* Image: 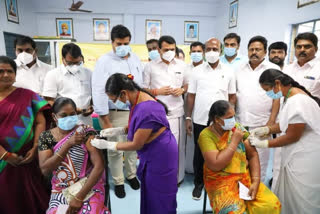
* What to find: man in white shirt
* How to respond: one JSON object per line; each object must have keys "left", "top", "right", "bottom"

{"left": 143, "top": 35, "right": 188, "bottom": 185}
{"left": 42, "top": 43, "right": 93, "bottom": 126}
{"left": 13, "top": 36, "right": 52, "bottom": 94}
{"left": 186, "top": 38, "right": 236, "bottom": 200}
{"left": 92, "top": 25, "right": 143, "bottom": 198}
{"left": 268, "top": 41, "right": 288, "bottom": 70}
{"left": 236, "top": 36, "right": 280, "bottom": 184}
{"left": 284, "top": 32, "right": 320, "bottom": 98}
{"left": 220, "top": 33, "right": 246, "bottom": 71}
{"left": 185, "top": 42, "right": 205, "bottom": 174}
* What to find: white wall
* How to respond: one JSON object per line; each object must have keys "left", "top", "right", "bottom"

{"left": 214, "top": 0, "right": 320, "bottom": 56}
{"left": 32, "top": 0, "right": 217, "bottom": 44}
{"left": 0, "top": 0, "right": 37, "bottom": 55}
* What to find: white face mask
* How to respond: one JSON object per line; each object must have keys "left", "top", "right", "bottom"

{"left": 162, "top": 50, "right": 175, "bottom": 62}
{"left": 17, "top": 52, "right": 34, "bottom": 65}
{"left": 205, "top": 51, "right": 220, "bottom": 64}
{"left": 65, "top": 63, "right": 82, "bottom": 74}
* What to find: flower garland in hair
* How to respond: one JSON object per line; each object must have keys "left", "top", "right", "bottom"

{"left": 127, "top": 74, "right": 134, "bottom": 80}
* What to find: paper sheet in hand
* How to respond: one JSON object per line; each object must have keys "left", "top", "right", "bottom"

{"left": 57, "top": 205, "right": 69, "bottom": 214}
{"left": 239, "top": 181, "right": 253, "bottom": 200}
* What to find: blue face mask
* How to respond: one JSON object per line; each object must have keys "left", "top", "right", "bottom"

{"left": 113, "top": 99, "right": 130, "bottom": 110}
{"left": 115, "top": 45, "right": 131, "bottom": 57}
{"left": 149, "top": 50, "right": 160, "bottom": 61}
{"left": 224, "top": 47, "right": 237, "bottom": 57}
{"left": 266, "top": 88, "right": 283, "bottom": 99}
{"left": 57, "top": 115, "right": 79, "bottom": 131}
{"left": 221, "top": 117, "right": 236, "bottom": 130}
{"left": 190, "top": 52, "right": 203, "bottom": 63}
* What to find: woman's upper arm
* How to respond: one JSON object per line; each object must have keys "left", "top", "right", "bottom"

{"left": 86, "top": 135, "right": 104, "bottom": 166}
{"left": 244, "top": 140, "right": 258, "bottom": 160}
{"left": 39, "top": 149, "right": 53, "bottom": 166}
{"left": 285, "top": 123, "right": 305, "bottom": 141}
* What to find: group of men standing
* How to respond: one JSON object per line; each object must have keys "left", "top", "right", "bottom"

{"left": 12, "top": 24, "right": 319, "bottom": 200}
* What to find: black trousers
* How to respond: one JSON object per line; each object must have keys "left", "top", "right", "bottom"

{"left": 193, "top": 123, "right": 207, "bottom": 187}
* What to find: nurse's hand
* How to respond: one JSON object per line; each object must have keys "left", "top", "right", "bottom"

{"left": 250, "top": 126, "right": 270, "bottom": 137}
{"left": 90, "top": 138, "right": 118, "bottom": 150}
{"left": 100, "top": 127, "right": 125, "bottom": 138}
{"left": 249, "top": 135, "right": 269, "bottom": 148}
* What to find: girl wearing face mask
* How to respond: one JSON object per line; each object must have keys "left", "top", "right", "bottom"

{"left": 90, "top": 73, "right": 178, "bottom": 214}
{"left": 198, "top": 100, "right": 281, "bottom": 214}
{"left": 38, "top": 97, "right": 110, "bottom": 214}
{"left": 249, "top": 69, "right": 320, "bottom": 213}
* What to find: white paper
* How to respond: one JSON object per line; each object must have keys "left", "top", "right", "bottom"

{"left": 239, "top": 181, "right": 253, "bottom": 200}
{"left": 56, "top": 205, "right": 69, "bottom": 214}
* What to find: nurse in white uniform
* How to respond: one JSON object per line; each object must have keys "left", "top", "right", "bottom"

{"left": 249, "top": 68, "right": 320, "bottom": 214}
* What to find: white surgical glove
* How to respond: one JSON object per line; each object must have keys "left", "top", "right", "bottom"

{"left": 90, "top": 138, "right": 118, "bottom": 151}
{"left": 250, "top": 126, "right": 270, "bottom": 137}
{"left": 100, "top": 127, "right": 126, "bottom": 138}
{"left": 249, "top": 135, "right": 269, "bottom": 148}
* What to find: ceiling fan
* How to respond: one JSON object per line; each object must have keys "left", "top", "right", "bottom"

{"left": 69, "top": 0, "right": 92, "bottom": 13}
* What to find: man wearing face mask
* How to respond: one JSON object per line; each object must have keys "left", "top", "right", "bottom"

{"left": 284, "top": 33, "right": 320, "bottom": 98}
{"left": 189, "top": 42, "right": 205, "bottom": 69}
{"left": 143, "top": 35, "right": 188, "bottom": 185}
{"left": 92, "top": 25, "right": 143, "bottom": 198}
{"left": 186, "top": 37, "right": 236, "bottom": 200}
{"left": 235, "top": 36, "right": 280, "bottom": 185}
{"left": 268, "top": 41, "right": 288, "bottom": 70}
{"left": 13, "top": 36, "right": 52, "bottom": 94}
{"left": 220, "top": 33, "right": 246, "bottom": 71}
{"left": 146, "top": 39, "right": 160, "bottom": 61}
{"left": 42, "top": 43, "right": 93, "bottom": 126}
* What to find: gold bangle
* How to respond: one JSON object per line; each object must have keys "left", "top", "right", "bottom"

{"left": 0, "top": 151, "right": 8, "bottom": 160}
{"left": 74, "top": 196, "right": 83, "bottom": 202}
{"left": 227, "top": 146, "right": 236, "bottom": 152}
{"left": 55, "top": 152, "right": 64, "bottom": 160}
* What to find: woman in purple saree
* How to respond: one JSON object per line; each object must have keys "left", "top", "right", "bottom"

{"left": 0, "top": 56, "right": 50, "bottom": 214}
{"left": 38, "top": 97, "right": 110, "bottom": 214}
{"left": 91, "top": 73, "right": 178, "bottom": 214}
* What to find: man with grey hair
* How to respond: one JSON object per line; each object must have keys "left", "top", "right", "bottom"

{"left": 186, "top": 37, "right": 236, "bottom": 200}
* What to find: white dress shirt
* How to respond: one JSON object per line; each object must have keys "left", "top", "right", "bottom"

{"left": 92, "top": 51, "right": 143, "bottom": 116}
{"left": 236, "top": 59, "right": 280, "bottom": 127}
{"left": 188, "top": 62, "right": 236, "bottom": 126}
{"left": 13, "top": 58, "right": 52, "bottom": 94}
{"left": 42, "top": 65, "right": 92, "bottom": 125}
{"left": 283, "top": 57, "right": 320, "bottom": 98}
{"left": 143, "top": 58, "right": 189, "bottom": 119}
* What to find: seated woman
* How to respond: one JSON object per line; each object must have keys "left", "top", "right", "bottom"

{"left": 198, "top": 100, "right": 281, "bottom": 214}
{"left": 0, "top": 56, "right": 50, "bottom": 214}
{"left": 38, "top": 97, "right": 110, "bottom": 214}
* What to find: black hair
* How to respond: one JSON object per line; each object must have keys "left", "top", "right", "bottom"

{"left": 176, "top": 47, "right": 185, "bottom": 58}
{"left": 259, "top": 69, "right": 320, "bottom": 107}
{"left": 223, "top": 33, "right": 241, "bottom": 45}
{"left": 146, "top": 39, "right": 158, "bottom": 45}
{"left": 268, "top": 42, "right": 288, "bottom": 54}
{"left": 207, "top": 100, "right": 231, "bottom": 126}
{"left": 189, "top": 25, "right": 194, "bottom": 29}
{"left": 105, "top": 73, "right": 169, "bottom": 114}
{"left": 52, "top": 97, "right": 77, "bottom": 114}
{"left": 294, "top": 32, "right": 318, "bottom": 48}
{"left": 248, "top": 35, "right": 268, "bottom": 51}
{"left": 190, "top": 42, "right": 205, "bottom": 51}
{"left": 0, "top": 55, "right": 17, "bottom": 74}
{"left": 14, "top": 36, "right": 36, "bottom": 49}
{"left": 111, "top": 25, "right": 131, "bottom": 42}
{"left": 158, "top": 35, "right": 176, "bottom": 49}
{"left": 61, "top": 43, "right": 82, "bottom": 59}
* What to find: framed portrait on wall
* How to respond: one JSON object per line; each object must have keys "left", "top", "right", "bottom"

{"left": 229, "top": 0, "right": 238, "bottom": 28}
{"left": 4, "top": 0, "right": 19, "bottom": 24}
{"left": 56, "top": 18, "right": 74, "bottom": 39}
{"left": 297, "top": 0, "right": 320, "bottom": 8}
{"left": 184, "top": 21, "right": 199, "bottom": 43}
{"left": 93, "top": 18, "right": 110, "bottom": 41}
{"left": 145, "top": 20, "right": 162, "bottom": 41}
